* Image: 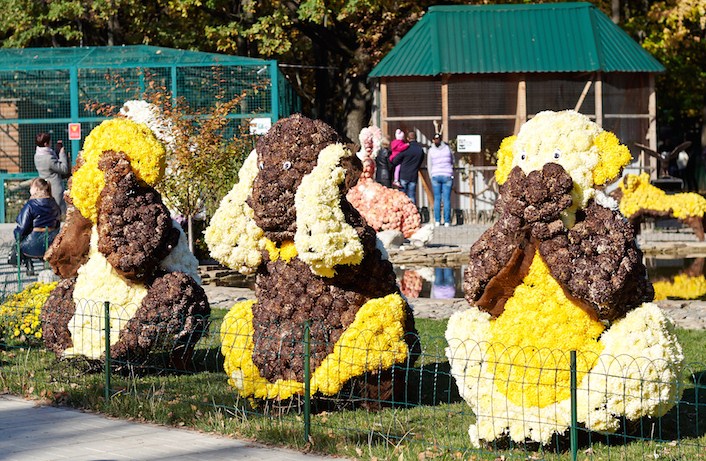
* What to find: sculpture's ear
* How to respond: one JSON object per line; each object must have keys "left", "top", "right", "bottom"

{"left": 340, "top": 152, "right": 363, "bottom": 192}
{"left": 294, "top": 143, "right": 364, "bottom": 278}
{"left": 495, "top": 135, "right": 516, "bottom": 185}
{"left": 204, "top": 149, "right": 267, "bottom": 275}
{"left": 593, "top": 131, "right": 632, "bottom": 186}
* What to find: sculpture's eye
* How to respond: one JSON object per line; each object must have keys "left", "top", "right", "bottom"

{"left": 520, "top": 151, "right": 526, "bottom": 161}
{"left": 258, "top": 162, "right": 264, "bottom": 170}
{"left": 553, "top": 149, "right": 561, "bottom": 159}
{"left": 283, "top": 161, "right": 292, "bottom": 170}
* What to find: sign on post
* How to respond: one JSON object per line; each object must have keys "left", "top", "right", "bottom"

{"left": 456, "top": 135, "right": 481, "bottom": 153}
{"left": 68, "top": 123, "right": 81, "bottom": 140}
{"left": 249, "top": 118, "right": 272, "bottom": 135}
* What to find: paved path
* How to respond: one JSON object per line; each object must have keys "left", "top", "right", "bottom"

{"left": 0, "top": 395, "right": 342, "bottom": 461}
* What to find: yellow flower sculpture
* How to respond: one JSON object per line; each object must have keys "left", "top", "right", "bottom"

{"left": 654, "top": 274, "right": 706, "bottom": 300}
{"left": 41, "top": 106, "right": 209, "bottom": 364}
{"left": 617, "top": 172, "right": 706, "bottom": 240}
{"left": 449, "top": 110, "right": 683, "bottom": 446}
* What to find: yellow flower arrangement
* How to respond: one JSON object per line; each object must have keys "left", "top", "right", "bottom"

{"left": 653, "top": 273, "right": 706, "bottom": 300}
{"left": 204, "top": 150, "right": 267, "bottom": 275}
{"left": 618, "top": 172, "right": 706, "bottom": 220}
{"left": 71, "top": 118, "right": 166, "bottom": 222}
{"left": 447, "top": 259, "right": 684, "bottom": 446}
{"left": 487, "top": 253, "right": 605, "bottom": 408}
{"left": 494, "top": 135, "right": 516, "bottom": 185}
{"left": 64, "top": 229, "right": 147, "bottom": 359}
{"left": 220, "top": 293, "right": 409, "bottom": 400}
{"left": 294, "top": 143, "right": 364, "bottom": 277}
{"left": 450, "top": 110, "right": 681, "bottom": 446}
{"left": 0, "top": 282, "right": 57, "bottom": 343}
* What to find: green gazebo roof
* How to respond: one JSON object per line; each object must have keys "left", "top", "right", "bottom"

{"left": 369, "top": 2, "right": 664, "bottom": 77}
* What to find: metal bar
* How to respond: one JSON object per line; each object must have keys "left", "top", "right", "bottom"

{"left": 303, "top": 320, "right": 311, "bottom": 443}
{"left": 570, "top": 350, "right": 578, "bottom": 461}
{"left": 16, "top": 238, "right": 21, "bottom": 291}
{"left": 270, "top": 61, "right": 280, "bottom": 122}
{"left": 70, "top": 66, "right": 80, "bottom": 159}
{"left": 104, "top": 301, "right": 111, "bottom": 403}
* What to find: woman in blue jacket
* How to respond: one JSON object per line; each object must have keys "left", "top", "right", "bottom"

{"left": 14, "top": 178, "right": 61, "bottom": 259}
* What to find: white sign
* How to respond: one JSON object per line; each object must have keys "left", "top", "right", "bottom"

{"left": 457, "top": 134, "right": 481, "bottom": 153}
{"left": 249, "top": 117, "right": 272, "bottom": 135}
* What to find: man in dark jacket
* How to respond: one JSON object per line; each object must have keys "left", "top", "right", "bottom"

{"left": 391, "top": 131, "right": 425, "bottom": 204}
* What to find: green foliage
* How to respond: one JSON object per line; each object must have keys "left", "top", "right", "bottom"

{"left": 1, "top": 0, "right": 704, "bottom": 143}
{"left": 87, "top": 72, "right": 255, "bottom": 224}
{"left": 622, "top": 0, "right": 706, "bottom": 126}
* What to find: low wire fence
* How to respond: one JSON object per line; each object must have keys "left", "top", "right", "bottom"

{"left": 0, "top": 295, "right": 704, "bottom": 460}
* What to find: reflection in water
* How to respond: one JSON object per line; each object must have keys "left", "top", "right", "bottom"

{"left": 650, "top": 257, "right": 706, "bottom": 301}
{"left": 394, "top": 257, "right": 706, "bottom": 301}
{"left": 399, "top": 270, "right": 423, "bottom": 299}
{"left": 431, "top": 267, "right": 456, "bottom": 299}
{"left": 395, "top": 266, "right": 464, "bottom": 299}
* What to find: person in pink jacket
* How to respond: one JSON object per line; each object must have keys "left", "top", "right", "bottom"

{"left": 389, "top": 128, "right": 409, "bottom": 188}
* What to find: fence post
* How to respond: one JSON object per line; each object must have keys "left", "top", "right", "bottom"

{"left": 104, "top": 301, "right": 111, "bottom": 402}
{"left": 15, "top": 239, "right": 21, "bottom": 291}
{"left": 570, "top": 350, "right": 578, "bottom": 461}
{"left": 303, "top": 320, "right": 311, "bottom": 443}
{"left": 43, "top": 229, "right": 49, "bottom": 270}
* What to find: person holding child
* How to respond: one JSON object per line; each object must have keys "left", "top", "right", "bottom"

{"left": 391, "top": 131, "right": 425, "bottom": 205}
{"left": 389, "top": 128, "right": 408, "bottom": 189}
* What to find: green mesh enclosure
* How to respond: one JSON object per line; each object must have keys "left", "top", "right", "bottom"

{"left": 0, "top": 45, "right": 301, "bottom": 222}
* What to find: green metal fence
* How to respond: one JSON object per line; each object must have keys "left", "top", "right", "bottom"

{"left": 0, "top": 45, "right": 301, "bottom": 222}
{"left": 0, "top": 294, "right": 703, "bottom": 460}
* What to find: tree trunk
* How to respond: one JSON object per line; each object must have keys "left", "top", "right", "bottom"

{"left": 342, "top": 75, "right": 371, "bottom": 143}
{"left": 313, "top": 43, "right": 330, "bottom": 121}
{"left": 187, "top": 214, "right": 194, "bottom": 254}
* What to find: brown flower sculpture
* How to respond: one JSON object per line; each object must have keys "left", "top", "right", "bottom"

{"left": 446, "top": 110, "right": 683, "bottom": 446}
{"left": 206, "top": 114, "right": 419, "bottom": 403}
{"left": 40, "top": 115, "right": 209, "bottom": 367}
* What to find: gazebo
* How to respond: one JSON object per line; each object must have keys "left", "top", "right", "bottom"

{"left": 369, "top": 2, "right": 664, "bottom": 214}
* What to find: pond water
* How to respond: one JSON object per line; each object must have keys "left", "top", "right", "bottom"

{"left": 395, "top": 256, "right": 706, "bottom": 302}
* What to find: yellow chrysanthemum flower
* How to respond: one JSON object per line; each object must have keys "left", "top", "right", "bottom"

{"left": 220, "top": 294, "right": 409, "bottom": 400}
{"left": 71, "top": 118, "right": 166, "bottom": 222}
{"left": 0, "top": 282, "right": 57, "bottom": 343}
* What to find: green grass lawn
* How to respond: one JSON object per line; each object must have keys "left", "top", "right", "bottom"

{"left": 1, "top": 313, "right": 704, "bottom": 460}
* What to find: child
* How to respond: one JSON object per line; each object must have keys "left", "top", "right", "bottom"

{"left": 389, "top": 129, "right": 409, "bottom": 189}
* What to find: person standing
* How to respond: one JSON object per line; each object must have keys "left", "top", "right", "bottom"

{"left": 391, "top": 131, "right": 425, "bottom": 205}
{"left": 374, "top": 137, "right": 394, "bottom": 188}
{"left": 34, "top": 132, "right": 70, "bottom": 214}
{"left": 428, "top": 133, "right": 454, "bottom": 226}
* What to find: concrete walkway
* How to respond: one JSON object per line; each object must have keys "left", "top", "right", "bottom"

{"left": 0, "top": 395, "right": 342, "bottom": 461}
